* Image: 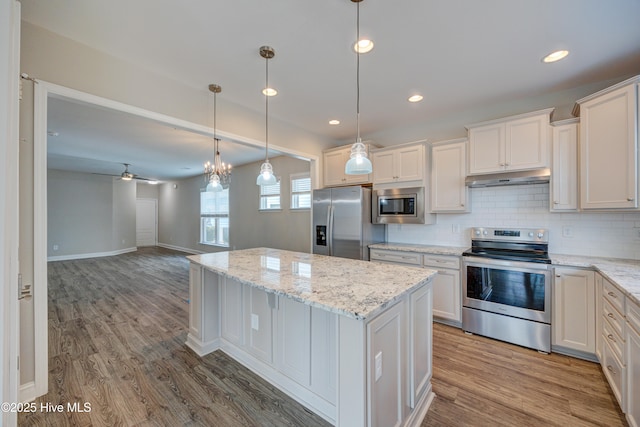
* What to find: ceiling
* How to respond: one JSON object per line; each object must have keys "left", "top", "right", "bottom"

{"left": 21, "top": 0, "right": 640, "bottom": 181}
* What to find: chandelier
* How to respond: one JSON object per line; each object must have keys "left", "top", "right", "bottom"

{"left": 204, "top": 84, "right": 231, "bottom": 192}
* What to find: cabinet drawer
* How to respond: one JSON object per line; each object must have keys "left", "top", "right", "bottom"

{"left": 603, "top": 298, "right": 625, "bottom": 338}
{"left": 627, "top": 299, "right": 640, "bottom": 335}
{"left": 422, "top": 254, "right": 460, "bottom": 270}
{"left": 603, "top": 315, "right": 625, "bottom": 362}
{"left": 602, "top": 278, "right": 625, "bottom": 314}
{"left": 370, "top": 249, "right": 421, "bottom": 266}
{"left": 602, "top": 339, "right": 626, "bottom": 410}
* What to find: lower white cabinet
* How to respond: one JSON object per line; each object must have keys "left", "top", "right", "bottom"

{"left": 245, "top": 285, "right": 274, "bottom": 364}
{"left": 370, "top": 248, "right": 462, "bottom": 326}
{"left": 626, "top": 299, "right": 640, "bottom": 427}
{"left": 221, "top": 277, "right": 245, "bottom": 347}
{"left": 552, "top": 267, "right": 596, "bottom": 356}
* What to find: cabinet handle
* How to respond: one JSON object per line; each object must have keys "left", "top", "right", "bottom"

{"left": 607, "top": 313, "right": 616, "bottom": 320}
{"left": 555, "top": 275, "right": 561, "bottom": 278}
{"left": 607, "top": 334, "right": 616, "bottom": 343}
{"left": 608, "top": 291, "right": 617, "bottom": 298}
{"left": 628, "top": 197, "right": 634, "bottom": 202}
{"left": 607, "top": 365, "right": 617, "bottom": 375}
{"left": 554, "top": 201, "right": 559, "bottom": 204}
{"left": 460, "top": 204, "right": 465, "bottom": 207}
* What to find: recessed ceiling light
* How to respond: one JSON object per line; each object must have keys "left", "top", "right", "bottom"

{"left": 262, "top": 87, "right": 278, "bottom": 96}
{"left": 353, "top": 39, "right": 374, "bottom": 54}
{"left": 542, "top": 50, "right": 569, "bottom": 63}
{"left": 329, "top": 119, "right": 340, "bottom": 125}
{"left": 408, "top": 95, "right": 424, "bottom": 103}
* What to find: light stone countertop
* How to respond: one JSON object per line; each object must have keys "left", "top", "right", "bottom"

{"left": 187, "top": 247, "right": 436, "bottom": 321}
{"left": 370, "top": 242, "right": 640, "bottom": 308}
{"left": 369, "top": 242, "right": 468, "bottom": 256}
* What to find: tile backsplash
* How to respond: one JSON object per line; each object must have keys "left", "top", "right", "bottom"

{"left": 387, "top": 184, "right": 640, "bottom": 260}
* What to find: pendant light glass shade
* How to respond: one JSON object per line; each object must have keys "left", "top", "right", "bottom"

{"left": 345, "top": 138, "right": 372, "bottom": 174}
{"left": 345, "top": 0, "right": 372, "bottom": 175}
{"left": 257, "top": 46, "right": 278, "bottom": 186}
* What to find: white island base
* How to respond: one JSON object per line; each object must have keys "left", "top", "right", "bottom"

{"left": 186, "top": 249, "right": 435, "bottom": 427}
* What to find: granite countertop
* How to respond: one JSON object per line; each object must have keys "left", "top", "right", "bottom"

{"left": 187, "top": 247, "right": 436, "bottom": 321}
{"left": 369, "top": 242, "right": 640, "bottom": 308}
{"left": 551, "top": 254, "right": 640, "bottom": 307}
{"left": 369, "top": 242, "right": 468, "bottom": 256}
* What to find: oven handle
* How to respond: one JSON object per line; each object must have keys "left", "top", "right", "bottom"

{"left": 462, "top": 256, "right": 550, "bottom": 271}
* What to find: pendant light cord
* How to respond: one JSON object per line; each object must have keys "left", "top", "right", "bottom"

{"left": 265, "top": 54, "right": 269, "bottom": 162}
{"left": 356, "top": 0, "right": 360, "bottom": 142}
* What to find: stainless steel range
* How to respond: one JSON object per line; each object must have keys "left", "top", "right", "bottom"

{"left": 462, "top": 227, "right": 551, "bottom": 353}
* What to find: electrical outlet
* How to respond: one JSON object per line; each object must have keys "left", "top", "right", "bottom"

{"left": 374, "top": 351, "right": 383, "bottom": 382}
{"left": 251, "top": 313, "right": 259, "bottom": 331}
{"left": 452, "top": 224, "right": 461, "bottom": 233}
{"left": 562, "top": 226, "right": 573, "bottom": 238}
{"left": 53, "top": 244, "right": 59, "bottom": 251}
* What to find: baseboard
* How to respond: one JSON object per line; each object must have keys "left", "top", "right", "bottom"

{"left": 157, "top": 242, "right": 204, "bottom": 255}
{"left": 18, "top": 381, "right": 36, "bottom": 403}
{"left": 551, "top": 345, "right": 598, "bottom": 362}
{"left": 47, "top": 247, "right": 137, "bottom": 262}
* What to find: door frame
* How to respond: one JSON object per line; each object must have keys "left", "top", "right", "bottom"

{"left": 30, "top": 81, "right": 319, "bottom": 401}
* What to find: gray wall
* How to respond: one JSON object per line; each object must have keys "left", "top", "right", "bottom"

{"left": 47, "top": 170, "right": 136, "bottom": 258}
{"left": 136, "top": 182, "right": 159, "bottom": 199}
{"left": 158, "top": 155, "right": 311, "bottom": 254}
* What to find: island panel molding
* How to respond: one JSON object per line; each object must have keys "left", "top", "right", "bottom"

{"left": 186, "top": 247, "right": 436, "bottom": 426}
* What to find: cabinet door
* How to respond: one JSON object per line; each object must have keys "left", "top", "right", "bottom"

{"left": 627, "top": 321, "right": 640, "bottom": 427}
{"left": 409, "top": 284, "right": 432, "bottom": 409}
{"left": 506, "top": 114, "right": 549, "bottom": 171}
{"left": 310, "top": 307, "right": 337, "bottom": 405}
{"left": 323, "top": 149, "right": 348, "bottom": 187}
{"left": 551, "top": 123, "right": 578, "bottom": 211}
{"left": 189, "top": 264, "right": 202, "bottom": 339}
{"left": 580, "top": 83, "right": 638, "bottom": 209}
{"left": 553, "top": 268, "right": 595, "bottom": 354}
{"left": 277, "top": 296, "right": 311, "bottom": 386}
{"left": 468, "top": 123, "right": 505, "bottom": 174}
{"left": 396, "top": 144, "right": 424, "bottom": 182}
{"left": 367, "top": 302, "right": 404, "bottom": 427}
{"left": 431, "top": 142, "right": 468, "bottom": 212}
{"left": 372, "top": 150, "right": 396, "bottom": 184}
{"left": 245, "top": 286, "right": 274, "bottom": 363}
{"left": 221, "top": 278, "right": 244, "bottom": 347}
{"left": 431, "top": 268, "right": 461, "bottom": 323}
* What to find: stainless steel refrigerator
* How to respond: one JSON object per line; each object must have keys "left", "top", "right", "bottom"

{"left": 312, "top": 186, "right": 385, "bottom": 260}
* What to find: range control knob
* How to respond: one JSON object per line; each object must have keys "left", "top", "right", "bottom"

{"left": 475, "top": 229, "right": 481, "bottom": 236}
{"left": 528, "top": 232, "right": 534, "bottom": 238}
{"left": 483, "top": 230, "right": 488, "bottom": 235}
{"left": 537, "top": 232, "right": 544, "bottom": 239}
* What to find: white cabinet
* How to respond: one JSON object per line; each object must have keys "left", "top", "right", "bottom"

{"left": 221, "top": 277, "right": 245, "bottom": 347}
{"left": 245, "top": 286, "right": 274, "bottom": 364}
{"left": 422, "top": 254, "right": 461, "bottom": 326}
{"left": 577, "top": 76, "right": 640, "bottom": 210}
{"left": 370, "top": 248, "right": 462, "bottom": 326}
{"left": 601, "top": 277, "right": 627, "bottom": 410}
{"left": 323, "top": 144, "right": 372, "bottom": 187}
{"left": 467, "top": 108, "right": 553, "bottom": 175}
{"left": 409, "top": 281, "right": 433, "bottom": 409}
{"left": 430, "top": 139, "right": 469, "bottom": 213}
{"left": 552, "top": 267, "right": 595, "bottom": 356}
{"left": 626, "top": 299, "right": 640, "bottom": 427}
{"left": 372, "top": 142, "right": 425, "bottom": 185}
{"left": 595, "top": 273, "right": 604, "bottom": 361}
{"left": 550, "top": 119, "right": 579, "bottom": 211}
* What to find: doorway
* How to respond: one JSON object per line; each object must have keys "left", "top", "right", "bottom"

{"left": 136, "top": 198, "right": 158, "bottom": 247}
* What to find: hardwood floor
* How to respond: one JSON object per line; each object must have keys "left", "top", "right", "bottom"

{"left": 19, "top": 247, "right": 627, "bottom": 426}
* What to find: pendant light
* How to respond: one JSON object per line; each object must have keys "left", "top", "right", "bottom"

{"left": 204, "top": 84, "right": 232, "bottom": 192}
{"left": 256, "top": 46, "right": 278, "bottom": 186}
{"left": 345, "top": 0, "right": 373, "bottom": 175}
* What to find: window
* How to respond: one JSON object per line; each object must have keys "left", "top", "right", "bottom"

{"left": 260, "top": 181, "right": 281, "bottom": 210}
{"left": 200, "top": 189, "right": 229, "bottom": 246}
{"left": 290, "top": 173, "right": 311, "bottom": 209}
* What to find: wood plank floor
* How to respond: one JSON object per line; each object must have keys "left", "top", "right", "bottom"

{"left": 19, "top": 247, "right": 627, "bottom": 426}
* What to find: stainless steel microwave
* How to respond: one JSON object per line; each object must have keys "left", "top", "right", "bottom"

{"left": 373, "top": 187, "right": 425, "bottom": 224}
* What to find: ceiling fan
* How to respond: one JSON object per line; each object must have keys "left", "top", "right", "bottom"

{"left": 93, "top": 163, "right": 157, "bottom": 182}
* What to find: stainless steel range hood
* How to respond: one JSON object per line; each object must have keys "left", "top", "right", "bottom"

{"left": 465, "top": 168, "right": 550, "bottom": 188}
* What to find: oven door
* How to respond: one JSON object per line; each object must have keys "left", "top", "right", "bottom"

{"left": 463, "top": 256, "right": 551, "bottom": 324}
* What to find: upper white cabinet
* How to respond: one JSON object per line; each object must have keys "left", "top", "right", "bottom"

{"left": 576, "top": 76, "right": 640, "bottom": 210}
{"left": 323, "top": 144, "right": 373, "bottom": 187}
{"left": 466, "top": 108, "right": 553, "bottom": 175}
{"left": 550, "top": 119, "right": 579, "bottom": 211}
{"left": 372, "top": 142, "right": 425, "bottom": 185}
{"left": 430, "top": 138, "right": 469, "bottom": 213}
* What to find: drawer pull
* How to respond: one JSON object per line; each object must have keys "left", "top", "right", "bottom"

{"left": 607, "top": 334, "right": 616, "bottom": 343}
{"left": 607, "top": 291, "right": 618, "bottom": 298}
{"left": 607, "top": 313, "right": 616, "bottom": 320}
{"left": 607, "top": 365, "right": 617, "bottom": 375}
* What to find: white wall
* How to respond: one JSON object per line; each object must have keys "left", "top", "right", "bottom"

{"left": 47, "top": 170, "right": 136, "bottom": 258}
{"left": 136, "top": 182, "right": 159, "bottom": 199}
{"left": 389, "top": 184, "right": 640, "bottom": 260}
{"left": 158, "top": 155, "right": 312, "bottom": 254}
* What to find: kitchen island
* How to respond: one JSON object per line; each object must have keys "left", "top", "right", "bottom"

{"left": 186, "top": 247, "right": 436, "bottom": 427}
